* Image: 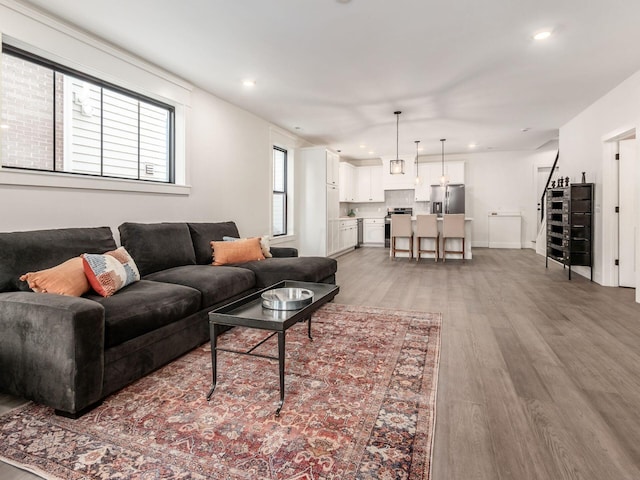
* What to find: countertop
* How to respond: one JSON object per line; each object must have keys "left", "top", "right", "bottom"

{"left": 338, "top": 214, "right": 476, "bottom": 222}
{"left": 340, "top": 215, "right": 474, "bottom": 221}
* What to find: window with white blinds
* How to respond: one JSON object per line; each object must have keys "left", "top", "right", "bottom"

{"left": 0, "top": 44, "right": 174, "bottom": 183}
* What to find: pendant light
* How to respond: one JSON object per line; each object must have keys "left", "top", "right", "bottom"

{"left": 389, "top": 111, "right": 405, "bottom": 175}
{"left": 439, "top": 138, "right": 449, "bottom": 186}
{"left": 414, "top": 140, "right": 421, "bottom": 185}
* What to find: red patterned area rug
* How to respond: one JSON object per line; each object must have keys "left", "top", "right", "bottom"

{"left": 0, "top": 303, "right": 441, "bottom": 480}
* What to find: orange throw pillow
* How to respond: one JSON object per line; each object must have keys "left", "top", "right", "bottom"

{"left": 19, "top": 257, "right": 90, "bottom": 296}
{"left": 211, "top": 237, "right": 265, "bottom": 266}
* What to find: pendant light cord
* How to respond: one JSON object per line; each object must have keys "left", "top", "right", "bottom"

{"left": 395, "top": 111, "right": 401, "bottom": 161}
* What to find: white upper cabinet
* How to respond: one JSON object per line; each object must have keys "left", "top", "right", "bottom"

{"left": 414, "top": 161, "right": 465, "bottom": 200}
{"left": 414, "top": 175, "right": 431, "bottom": 201}
{"left": 339, "top": 162, "right": 356, "bottom": 202}
{"left": 356, "top": 165, "right": 384, "bottom": 202}
{"left": 326, "top": 150, "right": 340, "bottom": 186}
{"left": 445, "top": 161, "right": 465, "bottom": 184}
{"left": 420, "top": 161, "right": 465, "bottom": 188}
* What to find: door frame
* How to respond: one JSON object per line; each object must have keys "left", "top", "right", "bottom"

{"left": 618, "top": 138, "right": 637, "bottom": 288}
{"left": 601, "top": 126, "right": 639, "bottom": 301}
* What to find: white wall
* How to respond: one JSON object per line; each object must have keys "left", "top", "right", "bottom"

{"left": 0, "top": 86, "right": 281, "bottom": 241}
{"left": 560, "top": 68, "right": 640, "bottom": 295}
{"left": 458, "top": 149, "right": 557, "bottom": 249}
{"left": 188, "top": 88, "right": 272, "bottom": 238}
{"left": 0, "top": 1, "right": 301, "bottom": 245}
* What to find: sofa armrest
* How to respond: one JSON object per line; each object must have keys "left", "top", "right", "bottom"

{"left": 0, "top": 292, "right": 105, "bottom": 415}
{"left": 270, "top": 247, "right": 298, "bottom": 258}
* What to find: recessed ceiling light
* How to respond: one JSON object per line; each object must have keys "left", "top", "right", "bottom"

{"left": 468, "top": 143, "right": 478, "bottom": 148}
{"left": 533, "top": 30, "right": 552, "bottom": 41}
{"left": 368, "top": 150, "right": 375, "bottom": 155}
{"left": 0, "top": 124, "right": 9, "bottom": 129}
{"left": 242, "top": 79, "right": 256, "bottom": 87}
{"left": 359, "top": 144, "right": 366, "bottom": 149}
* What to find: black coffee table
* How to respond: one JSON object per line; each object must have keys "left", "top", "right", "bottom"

{"left": 207, "top": 280, "right": 339, "bottom": 416}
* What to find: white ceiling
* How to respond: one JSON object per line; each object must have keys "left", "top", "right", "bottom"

{"left": 18, "top": 0, "right": 640, "bottom": 160}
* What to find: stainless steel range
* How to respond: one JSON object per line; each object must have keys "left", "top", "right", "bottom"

{"left": 384, "top": 207, "right": 413, "bottom": 248}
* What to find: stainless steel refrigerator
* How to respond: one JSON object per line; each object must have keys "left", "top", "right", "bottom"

{"left": 430, "top": 184, "right": 465, "bottom": 217}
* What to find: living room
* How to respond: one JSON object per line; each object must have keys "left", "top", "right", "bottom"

{"left": 2, "top": 1, "right": 640, "bottom": 479}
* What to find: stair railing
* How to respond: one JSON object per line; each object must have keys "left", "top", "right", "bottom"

{"left": 539, "top": 150, "right": 560, "bottom": 222}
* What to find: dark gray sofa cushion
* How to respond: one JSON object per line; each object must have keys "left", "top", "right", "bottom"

{"left": 0, "top": 226, "right": 117, "bottom": 293}
{"left": 144, "top": 265, "right": 256, "bottom": 308}
{"left": 187, "top": 222, "right": 241, "bottom": 265}
{"left": 85, "top": 280, "right": 201, "bottom": 349}
{"left": 270, "top": 247, "right": 298, "bottom": 258}
{"left": 119, "top": 222, "right": 196, "bottom": 276}
{"left": 236, "top": 257, "right": 338, "bottom": 288}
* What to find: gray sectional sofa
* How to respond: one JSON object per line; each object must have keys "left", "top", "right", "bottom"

{"left": 0, "top": 221, "right": 337, "bottom": 417}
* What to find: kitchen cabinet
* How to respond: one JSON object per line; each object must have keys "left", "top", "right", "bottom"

{"left": 363, "top": 218, "right": 385, "bottom": 245}
{"left": 326, "top": 185, "right": 340, "bottom": 255}
{"left": 339, "top": 162, "right": 356, "bottom": 202}
{"left": 326, "top": 150, "right": 340, "bottom": 186}
{"left": 414, "top": 175, "right": 431, "bottom": 201}
{"left": 297, "top": 147, "right": 341, "bottom": 256}
{"left": 445, "top": 161, "right": 465, "bottom": 184}
{"left": 382, "top": 157, "right": 416, "bottom": 190}
{"left": 416, "top": 161, "right": 465, "bottom": 200}
{"left": 356, "top": 165, "right": 384, "bottom": 202}
{"left": 339, "top": 219, "right": 358, "bottom": 251}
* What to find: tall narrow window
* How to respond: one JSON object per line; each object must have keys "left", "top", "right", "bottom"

{"left": 272, "top": 146, "right": 287, "bottom": 236}
{"left": 0, "top": 44, "right": 174, "bottom": 183}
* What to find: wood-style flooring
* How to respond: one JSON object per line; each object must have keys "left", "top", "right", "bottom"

{"left": 2, "top": 247, "right": 640, "bottom": 479}
{"left": 337, "top": 247, "right": 640, "bottom": 480}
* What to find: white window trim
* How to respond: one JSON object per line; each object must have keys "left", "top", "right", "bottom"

{"left": 0, "top": 2, "right": 192, "bottom": 193}
{"left": 270, "top": 233, "right": 296, "bottom": 245}
{"left": 270, "top": 127, "right": 299, "bottom": 239}
{"left": 0, "top": 166, "right": 190, "bottom": 194}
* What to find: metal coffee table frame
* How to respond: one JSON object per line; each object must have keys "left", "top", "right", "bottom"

{"left": 207, "top": 280, "right": 339, "bottom": 416}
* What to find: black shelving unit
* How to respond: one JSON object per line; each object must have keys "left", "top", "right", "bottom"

{"left": 545, "top": 183, "right": 594, "bottom": 280}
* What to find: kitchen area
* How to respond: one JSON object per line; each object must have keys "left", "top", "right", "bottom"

{"left": 346, "top": 190, "right": 472, "bottom": 261}
{"left": 297, "top": 146, "right": 477, "bottom": 260}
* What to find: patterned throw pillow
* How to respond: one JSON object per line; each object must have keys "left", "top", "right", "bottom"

{"left": 82, "top": 247, "right": 141, "bottom": 297}
{"left": 259, "top": 235, "right": 273, "bottom": 258}
{"left": 19, "top": 257, "right": 90, "bottom": 296}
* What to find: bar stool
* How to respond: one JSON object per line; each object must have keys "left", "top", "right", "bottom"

{"left": 442, "top": 214, "right": 465, "bottom": 262}
{"left": 391, "top": 214, "right": 413, "bottom": 259}
{"left": 416, "top": 214, "right": 439, "bottom": 262}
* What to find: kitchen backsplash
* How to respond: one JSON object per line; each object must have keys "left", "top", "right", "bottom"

{"left": 340, "top": 189, "right": 430, "bottom": 217}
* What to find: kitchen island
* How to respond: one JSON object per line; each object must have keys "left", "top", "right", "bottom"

{"left": 390, "top": 216, "right": 473, "bottom": 260}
